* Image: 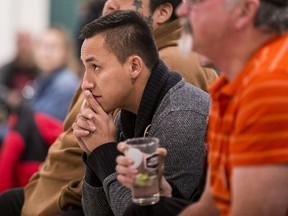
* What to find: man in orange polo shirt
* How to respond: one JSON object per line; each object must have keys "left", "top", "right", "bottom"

{"left": 116, "top": 0, "right": 288, "bottom": 215}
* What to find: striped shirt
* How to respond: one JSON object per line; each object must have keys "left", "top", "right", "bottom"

{"left": 207, "top": 33, "right": 288, "bottom": 215}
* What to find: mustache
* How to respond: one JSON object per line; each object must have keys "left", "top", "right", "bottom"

{"left": 178, "top": 18, "right": 193, "bottom": 56}
{"left": 181, "top": 18, "right": 193, "bottom": 35}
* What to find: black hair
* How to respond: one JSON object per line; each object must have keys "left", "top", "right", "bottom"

{"left": 80, "top": 10, "right": 159, "bottom": 69}
{"left": 254, "top": 0, "right": 288, "bottom": 33}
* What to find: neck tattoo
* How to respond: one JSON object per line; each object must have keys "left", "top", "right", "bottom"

{"left": 144, "top": 16, "right": 153, "bottom": 30}
{"left": 133, "top": 0, "right": 143, "bottom": 10}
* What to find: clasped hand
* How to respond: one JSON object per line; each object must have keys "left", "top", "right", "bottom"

{"left": 72, "top": 90, "right": 116, "bottom": 155}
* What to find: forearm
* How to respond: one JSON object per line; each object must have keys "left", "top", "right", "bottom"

{"left": 180, "top": 202, "right": 220, "bottom": 216}
{"left": 85, "top": 142, "right": 120, "bottom": 183}
{"left": 179, "top": 189, "right": 220, "bottom": 216}
{"left": 84, "top": 163, "right": 134, "bottom": 216}
{"left": 179, "top": 169, "right": 220, "bottom": 216}
{"left": 231, "top": 165, "right": 288, "bottom": 216}
{"left": 83, "top": 142, "right": 132, "bottom": 215}
{"left": 82, "top": 178, "right": 114, "bottom": 216}
{"left": 103, "top": 173, "right": 133, "bottom": 216}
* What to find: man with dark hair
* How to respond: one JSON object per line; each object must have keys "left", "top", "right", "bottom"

{"left": 73, "top": 10, "right": 210, "bottom": 216}
{"left": 117, "top": 0, "right": 288, "bottom": 215}
{"left": 103, "top": 0, "right": 218, "bottom": 92}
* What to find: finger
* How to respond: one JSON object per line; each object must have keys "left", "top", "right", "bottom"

{"left": 72, "top": 123, "right": 90, "bottom": 137}
{"left": 75, "top": 135, "right": 91, "bottom": 154}
{"left": 110, "top": 108, "right": 120, "bottom": 119}
{"left": 116, "top": 155, "right": 135, "bottom": 167}
{"left": 159, "top": 176, "right": 172, "bottom": 197}
{"left": 75, "top": 113, "right": 95, "bottom": 130}
{"left": 156, "top": 148, "right": 167, "bottom": 166}
{"left": 107, "top": 110, "right": 115, "bottom": 120}
{"left": 115, "top": 163, "right": 138, "bottom": 176}
{"left": 76, "top": 117, "right": 96, "bottom": 132}
{"left": 80, "top": 107, "right": 95, "bottom": 120}
{"left": 156, "top": 148, "right": 167, "bottom": 176}
{"left": 73, "top": 128, "right": 90, "bottom": 138}
{"left": 84, "top": 90, "right": 107, "bottom": 116}
{"left": 156, "top": 147, "right": 167, "bottom": 157}
{"left": 117, "top": 142, "right": 129, "bottom": 154}
{"left": 117, "top": 173, "right": 135, "bottom": 189}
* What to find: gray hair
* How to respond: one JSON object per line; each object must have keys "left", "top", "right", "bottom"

{"left": 225, "top": 0, "right": 288, "bottom": 34}
{"left": 255, "top": 0, "right": 288, "bottom": 33}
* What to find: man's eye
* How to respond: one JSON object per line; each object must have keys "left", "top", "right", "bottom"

{"left": 92, "top": 64, "right": 99, "bottom": 71}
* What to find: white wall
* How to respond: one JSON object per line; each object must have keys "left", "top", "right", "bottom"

{"left": 0, "top": 0, "right": 49, "bottom": 66}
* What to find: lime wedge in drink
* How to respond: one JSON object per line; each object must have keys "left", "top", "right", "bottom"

{"left": 135, "top": 173, "right": 152, "bottom": 186}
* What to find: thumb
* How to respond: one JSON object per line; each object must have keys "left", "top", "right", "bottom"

{"left": 107, "top": 110, "right": 114, "bottom": 120}
{"left": 117, "top": 142, "right": 129, "bottom": 154}
{"left": 156, "top": 147, "right": 167, "bottom": 176}
{"left": 156, "top": 147, "right": 167, "bottom": 158}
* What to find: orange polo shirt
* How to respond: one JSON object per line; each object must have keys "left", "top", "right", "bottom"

{"left": 207, "top": 33, "right": 288, "bottom": 216}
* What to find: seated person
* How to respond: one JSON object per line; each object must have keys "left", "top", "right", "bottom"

{"left": 117, "top": 0, "right": 288, "bottom": 216}
{"left": 0, "top": 27, "right": 80, "bottom": 193}
{"left": 0, "top": 31, "right": 39, "bottom": 143}
{"left": 72, "top": 10, "right": 210, "bottom": 216}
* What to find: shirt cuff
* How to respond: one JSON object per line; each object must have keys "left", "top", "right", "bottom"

{"left": 85, "top": 142, "right": 120, "bottom": 183}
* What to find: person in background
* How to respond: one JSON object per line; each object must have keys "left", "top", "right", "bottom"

{"left": 73, "top": 10, "right": 209, "bottom": 216}
{"left": 74, "top": 0, "right": 107, "bottom": 78}
{"left": 103, "top": 0, "right": 218, "bottom": 93}
{"left": 75, "top": 0, "right": 106, "bottom": 57}
{"left": 0, "top": 31, "right": 38, "bottom": 93}
{"left": 0, "top": 26, "right": 79, "bottom": 193}
{"left": 117, "top": 0, "right": 288, "bottom": 215}
{"left": 23, "top": 26, "right": 80, "bottom": 121}
{"left": 0, "top": 31, "right": 39, "bottom": 143}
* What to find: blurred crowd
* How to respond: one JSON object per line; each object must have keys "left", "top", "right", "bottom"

{"left": 0, "top": 0, "right": 105, "bottom": 193}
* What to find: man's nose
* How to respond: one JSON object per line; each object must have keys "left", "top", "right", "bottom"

{"left": 81, "top": 72, "right": 94, "bottom": 91}
{"left": 176, "top": 1, "right": 190, "bottom": 17}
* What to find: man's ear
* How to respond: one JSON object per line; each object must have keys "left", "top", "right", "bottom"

{"left": 128, "top": 55, "right": 142, "bottom": 79}
{"left": 233, "top": 0, "right": 259, "bottom": 30}
{"left": 153, "top": 3, "right": 173, "bottom": 25}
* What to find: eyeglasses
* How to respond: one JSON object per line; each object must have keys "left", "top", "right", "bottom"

{"left": 182, "top": 0, "right": 204, "bottom": 7}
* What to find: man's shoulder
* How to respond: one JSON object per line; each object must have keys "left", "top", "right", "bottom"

{"left": 159, "top": 80, "right": 210, "bottom": 115}
{"left": 170, "top": 79, "right": 210, "bottom": 100}
{"left": 241, "top": 67, "right": 288, "bottom": 92}
{"left": 159, "top": 45, "right": 193, "bottom": 66}
{"left": 159, "top": 47, "right": 218, "bottom": 91}
{"left": 159, "top": 46, "right": 215, "bottom": 76}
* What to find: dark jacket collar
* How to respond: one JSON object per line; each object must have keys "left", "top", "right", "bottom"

{"left": 120, "top": 60, "right": 182, "bottom": 139}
